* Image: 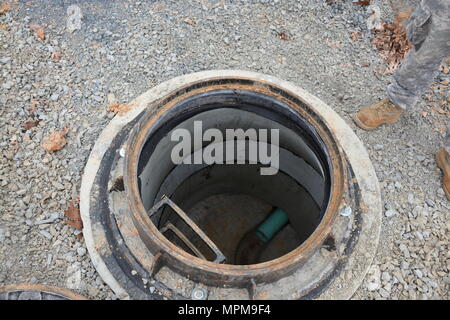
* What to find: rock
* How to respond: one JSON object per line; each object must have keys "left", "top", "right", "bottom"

{"left": 412, "top": 206, "right": 423, "bottom": 217}
{"left": 0, "top": 226, "right": 10, "bottom": 242}
{"left": 39, "top": 230, "right": 52, "bottom": 240}
{"left": 0, "top": 57, "right": 11, "bottom": 64}
{"left": 66, "top": 264, "right": 82, "bottom": 290}
{"left": 385, "top": 209, "right": 397, "bottom": 218}
{"left": 320, "top": 247, "right": 337, "bottom": 258}
{"left": 50, "top": 93, "right": 59, "bottom": 101}
{"left": 400, "top": 261, "right": 409, "bottom": 270}
{"left": 374, "top": 144, "right": 383, "bottom": 151}
{"left": 425, "top": 199, "right": 435, "bottom": 207}
{"left": 378, "top": 288, "right": 390, "bottom": 298}
{"left": 35, "top": 212, "right": 60, "bottom": 225}
{"left": 76, "top": 247, "right": 87, "bottom": 257}
{"left": 107, "top": 93, "right": 116, "bottom": 104}
{"left": 399, "top": 244, "right": 410, "bottom": 258}
{"left": 340, "top": 206, "right": 352, "bottom": 217}
{"left": 366, "top": 265, "right": 381, "bottom": 291}
{"left": 414, "top": 269, "right": 423, "bottom": 278}
{"left": 381, "top": 271, "right": 391, "bottom": 282}
{"left": 66, "top": 5, "right": 83, "bottom": 33}
{"left": 88, "top": 286, "right": 100, "bottom": 297}
{"left": 52, "top": 181, "right": 65, "bottom": 190}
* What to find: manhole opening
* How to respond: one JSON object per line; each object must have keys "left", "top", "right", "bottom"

{"left": 135, "top": 88, "right": 332, "bottom": 266}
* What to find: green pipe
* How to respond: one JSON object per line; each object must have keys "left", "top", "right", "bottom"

{"left": 256, "top": 208, "right": 289, "bottom": 243}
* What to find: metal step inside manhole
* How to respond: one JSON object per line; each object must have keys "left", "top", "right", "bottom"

{"left": 80, "top": 70, "right": 381, "bottom": 300}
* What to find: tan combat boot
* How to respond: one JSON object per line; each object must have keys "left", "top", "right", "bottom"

{"left": 436, "top": 147, "right": 450, "bottom": 200}
{"left": 353, "top": 98, "right": 404, "bottom": 131}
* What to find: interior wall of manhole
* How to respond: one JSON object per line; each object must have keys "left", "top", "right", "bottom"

{"left": 136, "top": 89, "right": 332, "bottom": 265}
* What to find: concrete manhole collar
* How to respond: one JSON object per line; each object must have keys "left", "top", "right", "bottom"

{"left": 80, "top": 70, "right": 381, "bottom": 300}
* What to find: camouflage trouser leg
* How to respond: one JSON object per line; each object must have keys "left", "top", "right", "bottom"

{"left": 386, "top": 1, "right": 450, "bottom": 152}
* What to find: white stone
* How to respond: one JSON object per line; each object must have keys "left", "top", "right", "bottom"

{"left": 66, "top": 264, "right": 82, "bottom": 290}
{"left": 366, "top": 265, "right": 381, "bottom": 292}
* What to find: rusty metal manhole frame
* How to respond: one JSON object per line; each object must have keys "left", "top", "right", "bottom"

{"left": 0, "top": 283, "right": 87, "bottom": 300}
{"left": 80, "top": 70, "right": 382, "bottom": 300}
{"left": 124, "top": 80, "right": 347, "bottom": 287}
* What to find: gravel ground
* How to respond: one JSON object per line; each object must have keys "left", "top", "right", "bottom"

{"left": 0, "top": 0, "right": 448, "bottom": 300}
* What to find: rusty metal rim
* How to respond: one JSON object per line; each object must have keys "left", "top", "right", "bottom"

{"left": 0, "top": 283, "right": 88, "bottom": 300}
{"left": 124, "top": 78, "right": 348, "bottom": 285}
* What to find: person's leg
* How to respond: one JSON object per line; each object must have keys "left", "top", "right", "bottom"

{"left": 387, "top": 8, "right": 450, "bottom": 110}
{"left": 353, "top": 2, "right": 450, "bottom": 130}
{"left": 354, "top": 1, "right": 450, "bottom": 199}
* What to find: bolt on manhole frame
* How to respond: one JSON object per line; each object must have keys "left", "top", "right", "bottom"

{"left": 80, "top": 70, "right": 382, "bottom": 300}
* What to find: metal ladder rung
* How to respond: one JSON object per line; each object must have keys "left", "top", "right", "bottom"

{"left": 159, "top": 222, "right": 207, "bottom": 260}
{"left": 148, "top": 195, "right": 226, "bottom": 264}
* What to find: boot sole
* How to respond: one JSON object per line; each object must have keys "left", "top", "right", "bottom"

{"left": 435, "top": 148, "right": 450, "bottom": 200}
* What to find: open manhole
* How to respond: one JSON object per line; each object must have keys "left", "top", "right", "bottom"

{"left": 80, "top": 70, "right": 381, "bottom": 300}
{"left": 0, "top": 284, "right": 87, "bottom": 300}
